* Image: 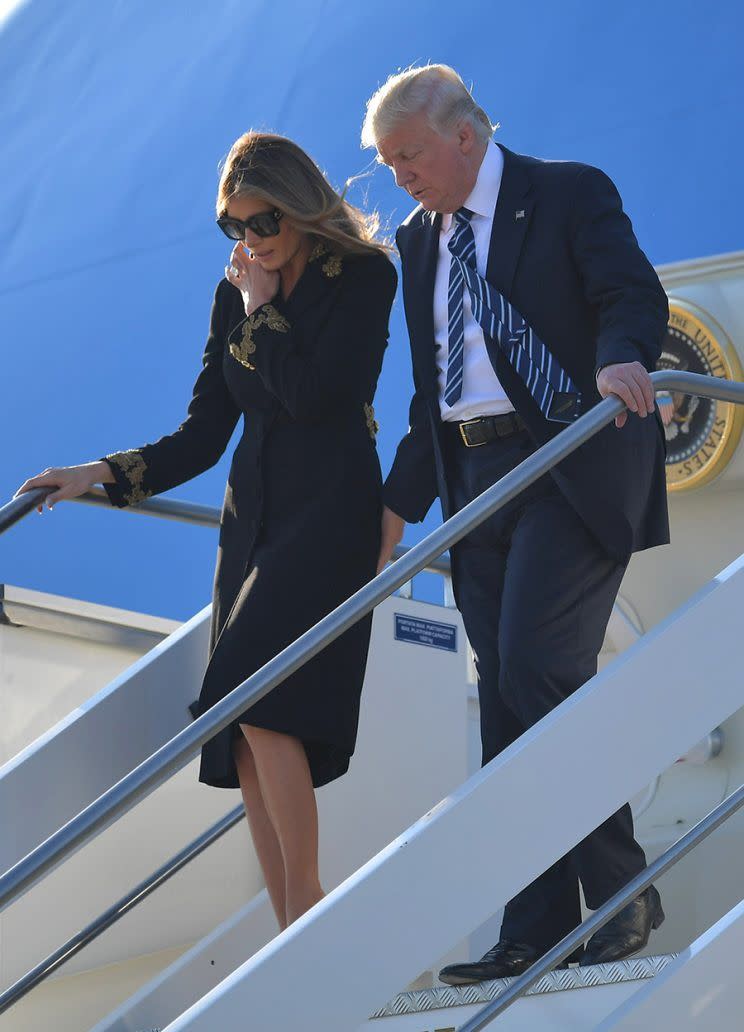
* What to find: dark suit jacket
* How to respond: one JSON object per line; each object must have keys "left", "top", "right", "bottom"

{"left": 384, "top": 145, "right": 670, "bottom": 563}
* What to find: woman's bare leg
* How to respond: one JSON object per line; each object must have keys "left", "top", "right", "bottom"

{"left": 233, "top": 733, "right": 288, "bottom": 929}
{"left": 240, "top": 724, "right": 324, "bottom": 925}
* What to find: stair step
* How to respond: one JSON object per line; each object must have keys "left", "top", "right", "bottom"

{"left": 134, "top": 955, "right": 676, "bottom": 1031}
{"left": 369, "top": 954, "right": 676, "bottom": 1020}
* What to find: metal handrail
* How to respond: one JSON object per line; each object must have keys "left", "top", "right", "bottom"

{"left": 0, "top": 487, "right": 452, "bottom": 576}
{"left": 0, "top": 487, "right": 50, "bottom": 533}
{"left": 0, "top": 373, "right": 740, "bottom": 930}
{"left": 0, "top": 804, "right": 244, "bottom": 1015}
{"left": 459, "top": 780, "right": 744, "bottom": 1031}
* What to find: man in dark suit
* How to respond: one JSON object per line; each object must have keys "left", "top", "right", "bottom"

{"left": 362, "top": 64, "right": 669, "bottom": 980}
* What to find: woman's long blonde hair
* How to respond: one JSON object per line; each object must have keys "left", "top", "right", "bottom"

{"left": 217, "top": 132, "right": 389, "bottom": 257}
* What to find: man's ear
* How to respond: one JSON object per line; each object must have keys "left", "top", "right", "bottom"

{"left": 457, "top": 119, "right": 476, "bottom": 154}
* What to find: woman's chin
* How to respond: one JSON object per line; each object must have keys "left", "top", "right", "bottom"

{"left": 252, "top": 251, "right": 279, "bottom": 270}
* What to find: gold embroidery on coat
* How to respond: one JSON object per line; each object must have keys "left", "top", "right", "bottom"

{"left": 309, "top": 240, "right": 326, "bottom": 263}
{"left": 321, "top": 253, "right": 342, "bottom": 278}
{"left": 260, "top": 304, "right": 290, "bottom": 333}
{"left": 229, "top": 305, "right": 290, "bottom": 370}
{"left": 106, "top": 450, "right": 151, "bottom": 505}
{"left": 364, "top": 403, "right": 379, "bottom": 440}
{"left": 308, "top": 240, "right": 343, "bottom": 278}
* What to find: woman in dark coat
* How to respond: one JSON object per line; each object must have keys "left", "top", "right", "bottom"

{"left": 16, "top": 131, "right": 398, "bottom": 929}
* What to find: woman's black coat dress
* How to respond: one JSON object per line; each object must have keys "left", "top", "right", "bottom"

{"left": 103, "top": 244, "right": 398, "bottom": 789}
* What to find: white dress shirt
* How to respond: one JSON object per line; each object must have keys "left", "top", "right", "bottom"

{"left": 433, "top": 141, "right": 515, "bottom": 422}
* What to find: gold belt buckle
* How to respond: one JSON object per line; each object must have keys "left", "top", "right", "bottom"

{"left": 459, "top": 419, "right": 487, "bottom": 447}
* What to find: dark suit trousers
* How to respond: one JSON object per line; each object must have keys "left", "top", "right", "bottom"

{"left": 445, "top": 423, "right": 648, "bottom": 954}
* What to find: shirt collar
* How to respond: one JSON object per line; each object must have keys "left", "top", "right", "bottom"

{"left": 441, "top": 140, "right": 504, "bottom": 233}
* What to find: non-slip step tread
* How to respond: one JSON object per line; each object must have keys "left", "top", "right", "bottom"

{"left": 370, "top": 953, "right": 677, "bottom": 1019}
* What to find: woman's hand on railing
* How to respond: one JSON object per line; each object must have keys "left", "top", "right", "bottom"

{"left": 596, "top": 361, "right": 656, "bottom": 428}
{"left": 14, "top": 461, "right": 114, "bottom": 513}
{"left": 377, "top": 506, "right": 406, "bottom": 575}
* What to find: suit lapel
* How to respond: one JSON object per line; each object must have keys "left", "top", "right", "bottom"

{"left": 400, "top": 209, "right": 441, "bottom": 391}
{"left": 486, "top": 145, "right": 533, "bottom": 297}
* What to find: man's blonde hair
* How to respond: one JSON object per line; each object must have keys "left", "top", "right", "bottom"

{"left": 361, "top": 64, "right": 496, "bottom": 149}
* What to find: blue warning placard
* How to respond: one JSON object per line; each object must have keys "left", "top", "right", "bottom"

{"left": 394, "top": 613, "right": 458, "bottom": 652}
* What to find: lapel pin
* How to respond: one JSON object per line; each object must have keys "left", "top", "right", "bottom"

{"left": 515, "top": 209, "right": 526, "bottom": 220}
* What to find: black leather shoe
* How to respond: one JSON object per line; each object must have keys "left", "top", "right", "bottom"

{"left": 580, "top": 885, "right": 665, "bottom": 966}
{"left": 438, "top": 939, "right": 581, "bottom": 985}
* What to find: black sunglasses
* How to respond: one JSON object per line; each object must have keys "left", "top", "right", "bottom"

{"left": 216, "top": 209, "right": 284, "bottom": 241}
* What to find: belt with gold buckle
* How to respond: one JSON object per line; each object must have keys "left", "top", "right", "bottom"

{"left": 457, "top": 413, "right": 525, "bottom": 447}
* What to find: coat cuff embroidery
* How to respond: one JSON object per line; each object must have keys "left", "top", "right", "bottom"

{"left": 229, "top": 304, "right": 290, "bottom": 370}
{"left": 105, "top": 450, "right": 151, "bottom": 505}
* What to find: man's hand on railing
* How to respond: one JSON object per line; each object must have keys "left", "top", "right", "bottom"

{"left": 377, "top": 506, "right": 406, "bottom": 575}
{"left": 15, "top": 462, "right": 114, "bottom": 513}
{"left": 597, "top": 361, "right": 656, "bottom": 428}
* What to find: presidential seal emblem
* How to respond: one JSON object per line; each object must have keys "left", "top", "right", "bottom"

{"left": 656, "top": 300, "right": 744, "bottom": 491}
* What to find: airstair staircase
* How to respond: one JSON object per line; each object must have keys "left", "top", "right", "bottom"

{"left": 2, "top": 371, "right": 744, "bottom": 1032}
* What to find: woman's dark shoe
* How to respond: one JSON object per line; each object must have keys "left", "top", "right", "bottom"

{"left": 438, "top": 939, "right": 581, "bottom": 985}
{"left": 580, "top": 885, "right": 665, "bottom": 966}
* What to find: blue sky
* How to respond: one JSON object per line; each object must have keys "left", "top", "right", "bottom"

{"left": 1, "top": 0, "right": 742, "bottom": 620}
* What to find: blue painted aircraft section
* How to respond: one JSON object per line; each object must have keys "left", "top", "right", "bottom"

{"left": 1, "top": 0, "right": 742, "bottom": 617}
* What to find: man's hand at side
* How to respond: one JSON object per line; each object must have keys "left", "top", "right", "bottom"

{"left": 597, "top": 361, "right": 656, "bottom": 429}
{"left": 377, "top": 506, "right": 406, "bottom": 575}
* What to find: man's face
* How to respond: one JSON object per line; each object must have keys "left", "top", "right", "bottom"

{"left": 376, "top": 111, "right": 477, "bottom": 214}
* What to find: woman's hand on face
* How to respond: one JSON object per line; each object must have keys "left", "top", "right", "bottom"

{"left": 225, "top": 243, "right": 280, "bottom": 317}
{"left": 14, "top": 461, "right": 112, "bottom": 513}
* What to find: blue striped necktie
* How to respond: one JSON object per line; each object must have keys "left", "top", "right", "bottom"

{"left": 443, "top": 207, "right": 581, "bottom": 423}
